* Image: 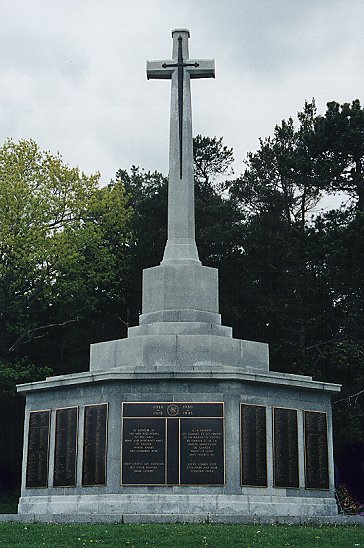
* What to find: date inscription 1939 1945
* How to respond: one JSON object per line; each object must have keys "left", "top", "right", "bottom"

{"left": 121, "top": 402, "right": 224, "bottom": 486}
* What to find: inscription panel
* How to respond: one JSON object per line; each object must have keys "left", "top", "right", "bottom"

{"left": 121, "top": 402, "right": 224, "bottom": 486}
{"left": 26, "top": 410, "right": 50, "bottom": 488}
{"left": 240, "top": 404, "right": 267, "bottom": 486}
{"left": 180, "top": 418, "right": 224, "bottom": 485}
{"left": 82, "top": 404, "right": 108, "bottom": 486}
{"left": 122, "top": 418, "right": 165, "bottom": 485}
{"left": 304, "top": 411, "right": 329, "bottom": 490}
{"left": 273, "top": 407, "right": 299, "bottom": 488}
{"left": 53, "top": 407, "right": 78, "bottom": 487}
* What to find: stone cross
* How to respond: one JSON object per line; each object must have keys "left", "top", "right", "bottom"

{"left": 147, "top": 29, "right": 215, "bottom": 262}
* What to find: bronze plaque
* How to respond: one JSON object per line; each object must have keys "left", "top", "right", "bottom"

{"left": 53, "top": 407, "right": 78, "bottom": 487}
{"left": 122, "top": 418, "right": 166, "bottom": 485}
{"left": 26, "top": 410, "right": 50, "bottom": 488}
{"left": 304, "top": 411, "right": 329, "bottom": 489}
{"left": 273, "top": 407, "right": 299, "bottom": 488}
{"left": 180, "top": 418, "right": 224, "bottom": 485}
{"left": 82, "top": 404, "right": 108, "bottom": 486}
{"left": 241, "top": 404, "right": 267, "bottom": 486}
{"left": 121, "top": 402, "right": 224, "bottom": 486}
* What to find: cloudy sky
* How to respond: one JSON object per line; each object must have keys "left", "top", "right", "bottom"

{"left": 1, "top": 0, "right": 363, "bottom": 185}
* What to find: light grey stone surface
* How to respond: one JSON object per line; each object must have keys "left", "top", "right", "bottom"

{"left": 142, "top": 262, "right": 219, "bottom": 315}
{"left": 89, "top": 331, "right": 271, "bottom": 372}
{"left": 17, "top": 368, "right": 341, "bottom": 394}
{"left": 18, "top": 493, "right": 338, "bottom": 517}
{"left": 129, "top": 322, "right": 232, "bottom": 337}
{"left": 147, "top": 29, "right": 214, "bottom": 263}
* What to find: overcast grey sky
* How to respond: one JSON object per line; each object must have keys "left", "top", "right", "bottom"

{"left": 1, "top": 0, "right": 363, "bottom": 185}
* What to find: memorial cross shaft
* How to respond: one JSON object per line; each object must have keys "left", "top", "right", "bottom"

{"left": 147, "top": 29, "right": 215, "bottom": 262}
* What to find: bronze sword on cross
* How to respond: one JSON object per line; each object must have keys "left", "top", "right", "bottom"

{"left": 146, "top": 30, "right": 215, "bottom": 262}
{"left": 161, "top": 36, "right": 200, "bottom": 179}
{"left": 147, "top": 30, "right": 215, "bottom": 180}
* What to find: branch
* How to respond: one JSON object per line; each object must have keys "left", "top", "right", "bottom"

{"left": 116, "top": 314, "right": 129, "bottom": 328}
{"left": 8, "top": 318, "right": 80, "bottom": 353}
{"left": 333, "top": 388, "right": 364, "bottom": 406}
{"left": 305, "top": 339, "right": 344, "bottom": 351}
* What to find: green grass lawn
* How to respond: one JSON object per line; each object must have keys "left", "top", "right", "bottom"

{"left": 0, "top": 523, "right": 363, "bottom": 547}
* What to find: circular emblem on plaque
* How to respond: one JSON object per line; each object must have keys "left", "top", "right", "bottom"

{"left": 167, "top": 404, "right": 179, "bottom": 416}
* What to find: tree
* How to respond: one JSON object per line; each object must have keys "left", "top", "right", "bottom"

{"left": 313, "top": 99, "right": 364, "bottom": 211}
{"left": 0, "top": 138, "right": 132, "bottom": 371}
{"left": 227, "top": 101, "right": 324, "bottom": 227}
{"left": 193, "top": 135, "right": 234, "bottom": 190}
{"left": 225, "top": 102, "right": 332, "bottom": 370}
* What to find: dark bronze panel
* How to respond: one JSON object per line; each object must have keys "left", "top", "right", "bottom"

{"left": 241, "top": 404, "right": 267, "bottom": 486}
{"left": 180, "top": 418, "right": 224, "bottom": 485}
{"left": 53, "top": 407, "right": 78, "bottom": 487}
{"left": 82, "top": 404, "right": 108, "bottom": 486}
{"left": 123, "top": 402, "right": 223, "bottom": 418}
{"left": 304, "top": 411, "right": 329, "bottom": 489}
{"left": 26, "top": 410, "right": 50, "bottom": 488}
{"left": 166, "top": 418, "right": 179, "bottom": 485}
{"left": 273, "top": 407, "right": 299, "bottom": 488}
{"left": 122, "top": 418, "right": 166, "bottom": 485}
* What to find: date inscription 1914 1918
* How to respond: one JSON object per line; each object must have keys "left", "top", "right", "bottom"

{"left": 121, "top": 402, "right": 224, "bottom": 486}
{"left": 304, "top": 411, "right": 329, "bottom": 490}
{"left": 26, "top": 410, "right": 50, "bottom": 488}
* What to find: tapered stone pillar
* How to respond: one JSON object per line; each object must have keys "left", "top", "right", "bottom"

{"left": 141, "top": 29, "right": 218, "bottom": 326}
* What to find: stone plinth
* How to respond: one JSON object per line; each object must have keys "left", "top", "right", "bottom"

{"left": 141, "top": 261, "right": 219, "bottom": 321}
{"left": 17, "top": 369, "right": 340, "bottom": 518}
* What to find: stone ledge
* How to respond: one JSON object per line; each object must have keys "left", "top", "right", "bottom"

{"left": 139, "top": 310, "right": 222, "bottom": 325}
{"left": 129, "top": 322, "right": 232, "bottom": 338}
{"left": 89, "top": 334, "right": 269, "bottom": 372}
{"left": 17, "top": 493, "right": 339, "bottom": 518}
{"left": 17, "top": 367, "right": 341, "bottom": 393}
{"left": 1, "top": 513, "right": 362, "bottom": 525}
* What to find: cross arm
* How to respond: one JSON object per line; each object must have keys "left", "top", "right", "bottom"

{"left": 188, "top": 59, "right": 215, "bottom": 79}
{"left": 146, "top": 60, "right": 174, "bottom": 80}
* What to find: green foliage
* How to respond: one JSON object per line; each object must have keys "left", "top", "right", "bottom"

{"left": 0, "top": 138, "right": 132, "bottom": 370}
{"left": 0, "top": 358, "right": 52, "bottom": 397}
{"left": 227, "top": 101, "right": 323, "bottom": 227}
{"left": 193, "top": 134, "right": 234, "bottom": 188}
{"left": 314, "top": 99, "right": 364, "bottom": 210}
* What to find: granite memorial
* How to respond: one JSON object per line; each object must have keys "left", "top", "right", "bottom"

{"left": 17, "top": 29, "right": 340, "bottom": 520}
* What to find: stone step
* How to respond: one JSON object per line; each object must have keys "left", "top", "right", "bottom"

{"left": 129, "top": 322, "right": 232, "bottom": 338}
